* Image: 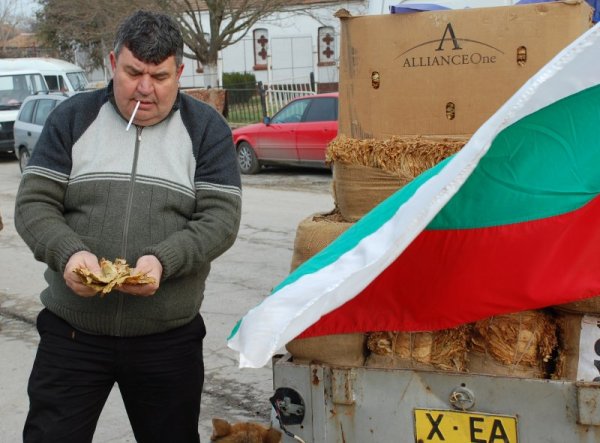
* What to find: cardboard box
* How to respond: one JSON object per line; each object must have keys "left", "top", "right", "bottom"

{"left": 337, "top": 1, "right": 593, "bottom": 139}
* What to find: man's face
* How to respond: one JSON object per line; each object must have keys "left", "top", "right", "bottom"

{"left": 110, "top": 46, "right": 184, "bottom": 127}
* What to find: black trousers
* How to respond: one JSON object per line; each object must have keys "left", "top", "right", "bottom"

{"left": 23, "top": 309, "right": 206, "bottom": 443}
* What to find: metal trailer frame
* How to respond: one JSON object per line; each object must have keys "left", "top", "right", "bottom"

{"left": 271, "top": 354, "right": 600, "bottom": 443}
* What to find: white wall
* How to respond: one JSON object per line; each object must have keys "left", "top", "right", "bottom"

{"left": 179, "top": 1, "right": 368, "bottom": 89}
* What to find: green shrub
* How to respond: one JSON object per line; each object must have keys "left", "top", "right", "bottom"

{"left": 223, "top": 72, "right": 256, "bottom": 104}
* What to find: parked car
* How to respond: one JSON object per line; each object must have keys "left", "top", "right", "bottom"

{"left": 14, "top": 92, "right": 70, "bottom": 172}
{"left": 232, "top": 92, "right": 338, "bottom": 174}
{"left": 0, "top": 70, "right": 49, "bottom": 157}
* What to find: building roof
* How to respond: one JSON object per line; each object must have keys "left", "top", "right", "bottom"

{"left": 190, "top": 0, "right": 362, "bottom": 11}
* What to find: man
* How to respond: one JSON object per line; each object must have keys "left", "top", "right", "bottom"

{"left": 14, "top": 10, "right": 241, "bottom": 443}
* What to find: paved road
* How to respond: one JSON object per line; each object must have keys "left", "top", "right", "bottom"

{"left": 0, "top": 156, "right": 333, "bottom": 442}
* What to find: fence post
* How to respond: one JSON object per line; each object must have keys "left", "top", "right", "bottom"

{"left": 257, "top": 81, "right": 268, "bottom": 119}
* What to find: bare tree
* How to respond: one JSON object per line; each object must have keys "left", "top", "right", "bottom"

{"left": 35, "top": 0, "right": 160, "bottom": 78}
{"left": 0, "top": 0, "right": 28, "bottom": 55}
{"left": 166, "top": 0, "right": 312, "bottom": 87}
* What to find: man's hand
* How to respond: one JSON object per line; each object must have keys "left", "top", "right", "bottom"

{"left": 64, "top": 251, "right": 101, "bottom": 297}
{"left": 118, "top": 255, "right": 162, "bottom": 296}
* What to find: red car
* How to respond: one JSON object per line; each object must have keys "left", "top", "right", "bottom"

{"left": 232, "top": 92, "right": 338, "bottom": 174}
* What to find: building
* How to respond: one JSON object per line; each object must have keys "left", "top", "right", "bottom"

{"left": 177, "top": 0, "right": 367, "bottom": 91}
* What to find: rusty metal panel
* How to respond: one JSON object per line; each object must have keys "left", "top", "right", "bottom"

{"left": 331, "top": 368, "right": 356, "bottom": 405}
{"left": 577, "top": 382, "right": 600, "bottom": 426}
{"left": 273, "top": 354, "right": 600, "bottom": 443}
{"left": 310, "top": 364, "right": 327, "bottom": 443}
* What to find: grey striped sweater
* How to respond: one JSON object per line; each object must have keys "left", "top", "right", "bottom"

{"left": 15, "top": 83, "right": 242, "bottom": 337}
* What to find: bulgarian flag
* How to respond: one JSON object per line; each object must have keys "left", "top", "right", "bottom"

{"left": 229, "top": 23, "right": 600, "bottom": 368}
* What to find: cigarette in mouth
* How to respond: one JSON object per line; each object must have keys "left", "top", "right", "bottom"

{"left": 126, "top": 101, "right": 141, "bottom": 131}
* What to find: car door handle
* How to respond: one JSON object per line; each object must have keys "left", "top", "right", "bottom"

{"left": 27, "top": 131, "right": 31, "bottom": 136}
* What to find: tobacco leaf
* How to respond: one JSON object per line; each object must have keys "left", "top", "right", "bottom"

{"left": 73, "top": 258, "right": 156, "bottom": 296}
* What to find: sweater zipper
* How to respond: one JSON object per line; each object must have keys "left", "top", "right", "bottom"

{"left": 115, "top": 125, "right": 143, "bottom": 336}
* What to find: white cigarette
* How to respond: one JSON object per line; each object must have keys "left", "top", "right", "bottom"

{"left": 126, "top": 101, "right": 141, "bottom": 131}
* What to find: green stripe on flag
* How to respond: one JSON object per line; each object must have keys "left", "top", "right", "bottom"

{"left": 430, "top": 84, "right": 600, "bottom": 229}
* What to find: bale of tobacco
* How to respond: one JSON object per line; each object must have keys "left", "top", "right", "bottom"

{"left": 326, "top": 134, "right": 467, "bottom": 221}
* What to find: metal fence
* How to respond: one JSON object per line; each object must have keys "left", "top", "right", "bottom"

{"left": 226, "top": 76, "right": 316, "bottom": 125}
{"left": 264, "top": 82, "right": 315, "bottom": 117}
{"left": 226, "top": 88, "right": 263, "bottom": 124}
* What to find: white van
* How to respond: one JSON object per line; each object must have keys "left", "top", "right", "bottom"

{"left": 0, "top": 69, "right": 48, "bottom": 155}
{"left": 0, "top": 58, "right": 89, "bottom": 93}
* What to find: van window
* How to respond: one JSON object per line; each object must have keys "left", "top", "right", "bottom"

{"left": 0, "top": 74, "right": 47, "bottom": 107}
{"left": 44, "top": 75, "right": 68, "bottom": 92}
{"left": 33, "top": 99, "right": 57, "bottom": 126}
{"left": 44, "top": 75, "right": 59, "bottom": 91}
{"left": 25, "top": 75, "right": 47, "bottom": 95}
{"left": 19, "top": 100, "right": 36, "bottom": 123}
{"left": 67, "top": 72, "right": 88, "bottom": 91}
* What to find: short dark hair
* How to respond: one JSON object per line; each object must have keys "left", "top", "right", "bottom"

{"left": 113, "top": 10, "right": 183, "bottom": 66}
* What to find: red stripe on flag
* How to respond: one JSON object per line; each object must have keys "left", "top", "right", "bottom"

{"left": 299, "top": 194, "right": 600, "bottom": 338}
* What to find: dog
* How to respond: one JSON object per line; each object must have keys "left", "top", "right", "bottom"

{"left": 210, "top": 418, "right": 283, "bottom": 443}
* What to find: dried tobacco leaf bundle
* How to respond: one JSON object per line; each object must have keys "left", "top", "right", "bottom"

{"left": 73, "top": 258, "right": 156, "bottom": 295}
{"left": 326, "top": 134, "right": 468, "bottom": 179}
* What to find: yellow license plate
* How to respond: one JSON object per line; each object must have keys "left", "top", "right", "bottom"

{"left": 414, "top": 408, "right": 518, "bottom": 443}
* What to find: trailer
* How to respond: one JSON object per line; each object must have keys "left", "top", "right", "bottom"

{"left": 271, "top": 353, "right": 600, "bottom": 443}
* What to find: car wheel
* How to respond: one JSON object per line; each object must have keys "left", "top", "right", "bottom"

{"left": 238, "top": 142, "right": 260, "bottom": 174}
{"left": 18, "top": 148, "right": 30, "bottom": 173}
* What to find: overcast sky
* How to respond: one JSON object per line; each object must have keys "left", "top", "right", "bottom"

{"left": 17, "top": 0, "right": 40, "bottom": 18}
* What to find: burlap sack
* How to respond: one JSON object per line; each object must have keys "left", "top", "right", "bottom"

{"left": 365, "top": 353, "right": 435, "bottom": 371}
{"left": 467, "top": 353, "right": 545, "bottom": 378}
{"left": 332, "top": 163, "right": 408, "bottom": 222}
{"left": 289, "top": 210, "right": 354, "bottom": 272}
{"left": 552, "top": 311, "right": 583, "bottom": 380}
{"left": 365, "top": 326, "right": 470, "bottom": 372}
{"left": 554, "top": 295, "right": 600, "bottom": 315}
{"left": 286, "top": 333, "right": 367, "bottom": 367}
{"left": 286, "top": 212, "right": 361, "bottom": 367}
{"left": 467, "top": 310, "right": 557, "bottom": 379}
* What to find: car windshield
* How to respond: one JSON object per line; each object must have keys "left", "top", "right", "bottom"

{"left": 66, "top": 72, "right": 89, "bottom": 91}
{"left": 0, "top": 73, "right": 48, "bottom": 109}
{"left": 271, "top": 99, "right": 311, "bottom": 124}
